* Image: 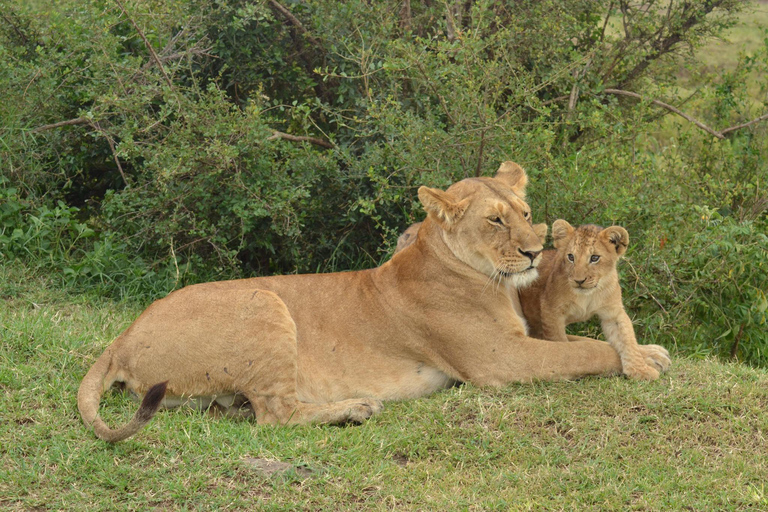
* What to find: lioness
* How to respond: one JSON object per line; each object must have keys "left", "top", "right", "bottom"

{"left": 519, "top": 220, "right": 660, "bottom": 380}
{"left": 395, "top": 220, "right": 549, "bottom": 335}
{"left": 78, "top": 162, "right": 671, "bottom": 442}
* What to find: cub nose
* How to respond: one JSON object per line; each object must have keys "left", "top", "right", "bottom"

{"left": 574, "top": 278, "right": 588, "bottom": 286}
{"left": 518, "top": 248, "right": 541, "bottom": 263}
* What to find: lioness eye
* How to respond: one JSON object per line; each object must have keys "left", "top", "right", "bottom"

{"left": 524, "top": 211, "right": 530, "bottom": 219}
{"left": 567, "top": 254, "right": 574, "bottom": 262}
{"left": 590, "top": 255, "right": 600, "bottom": 263}
{"left": 489, "top": 217, "right": 503, "bottom": 225}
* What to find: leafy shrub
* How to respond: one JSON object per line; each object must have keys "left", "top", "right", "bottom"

{"left": 1, "top": 0, "right": 766, "bottom": 363}
{"left": 0, "top": 178, "right": 177, "bottom": 300}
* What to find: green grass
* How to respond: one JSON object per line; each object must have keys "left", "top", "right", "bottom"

{"left": 698, "top": 1, "right": 768, "bottom": 72}
{"left": 675, "top": 0, "right": 768, "bottom": 108}
{"left": 2, "top": 261, "right": 768, "bottom": 510}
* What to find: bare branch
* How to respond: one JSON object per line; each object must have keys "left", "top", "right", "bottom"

{"left": 33, "top": 117, "right": 90, "bottom": 133}
{"left": 730, "top": 322, "right": 745, "bottom": 360}
{"left": 599, "top": 1, "right": 615, "bottom": 43}
{"left": 619, "top": 1, "right": 726, "bottom": 87}
{"left": 114, "top": 0, "right": 173, "bottom": 89}
{"left": 445, "top": 2, "right": 457, "bottom": 41}
{"left": 474, "top": 129, "right": 486, "bottom": 178}
{"left": 268, "top": 0, "right": 323, "bottom": 50}
{"left": 601, "top": 89, "right": 768, "bottom": 139}
{"left": 92, "top": 121, "right": 129, "bottom": 186}
{"left": 267, "top": 130, "right": 334, "bottom": 149}
{"left": 399, "top": 0, "right": 412, "bottom": 32}
{"left": 602, "top": 88, "right": 724, "bottom": 139}
{"left": 541, "top": 95, "right": 570, "bottom": 106}
{"left": 720, "top": 111, "right": 768, "bottom": 136}
{"left": 141, "top": 47, "right": 214, "bottom": 71}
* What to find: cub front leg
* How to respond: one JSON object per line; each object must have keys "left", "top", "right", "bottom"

{"left": 599, "top": 310, "right": 661, "bottom": 380}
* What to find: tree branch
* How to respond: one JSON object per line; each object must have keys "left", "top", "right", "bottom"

{"left": 33, "top": 117, "right": 90, "bottom": 133}
{"left": 618, "top": 0, "right": 725, "bottom": 87}
{"left": 474, "top": 129, "right": 486, "bottom": 177}
{"left": 720, "top": 111, "right": 768, "bottom": 136}
{"left": 399, "top": 0, "right": 412, "bottom": 32}
{"left": 92, "top": 121, "right": 129, "bottom": 186}
{"left": 114, "top": 0, "right": 173, "bottom": 89}
{"left": 267, "top": 130, "right": 334, "bottom": 149}
{"left": 602, "top": 88, "right": 724, "bottom": 139}
{"left": 267, "top": 0, "right": 323, "bottom": 50}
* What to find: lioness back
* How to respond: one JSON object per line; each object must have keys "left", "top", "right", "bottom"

{"left": 519, "top": 220, "right": 661, "bottom": 380}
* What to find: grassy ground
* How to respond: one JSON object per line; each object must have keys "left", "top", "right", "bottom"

{"left": 699, "top": 1, "right": 768, "bottom": 73}
{"left": 2, "top": 261, "right": 768, "bottom": 511}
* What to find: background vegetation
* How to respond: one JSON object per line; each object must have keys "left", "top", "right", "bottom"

{"left": 1, "top": 0, "right": 767, "bottom": 364}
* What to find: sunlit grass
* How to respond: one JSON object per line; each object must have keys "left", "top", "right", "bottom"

{"left": 2, "top": 261, "right": 768, "bottom": 510}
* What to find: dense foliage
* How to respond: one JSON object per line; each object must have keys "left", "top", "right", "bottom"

{"left": 1, "top": 0, "right": 766, "bottom": 364}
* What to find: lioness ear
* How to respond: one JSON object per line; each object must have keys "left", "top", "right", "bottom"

{"left": 532, "top": 223, "right": 548, "bottom": 245}
{"left": 418, "top": 186, "right": 469, "bottom": 227}
{"left": 601, "top": 226, "right": 629, "bottom": 257}
{"left": 551, "top": 219, "right": 574, "bottom": 249}
{"left": 495, "top": 161, "right": 528, "bottom": 199}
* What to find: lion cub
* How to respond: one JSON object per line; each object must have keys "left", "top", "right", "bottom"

{"left": 519, "top": 220, "right": 660, "bottom": 380}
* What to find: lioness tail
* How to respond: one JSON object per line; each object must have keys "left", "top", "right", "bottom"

{"left": 77, "top": 349, "right": 167, "bottom": 442}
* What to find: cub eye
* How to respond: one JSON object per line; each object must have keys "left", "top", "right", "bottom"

{"left": 523, "top": 211, "right": 531, "bottom": 219}
{"left": 567, "top": 254, "right": 574, "bottom": 262}
{"left": 590, "top": 255, "right": 600, "bottom": 263}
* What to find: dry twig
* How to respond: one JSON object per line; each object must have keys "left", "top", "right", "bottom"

{"left": 267, "top": 130, "right": 334, "bottom": 149}
{"left": 267, "top": 0, "right": 322, "bottom": 50}
{"left": 114, "top": 0, "right": 173, "bottom": 89}
{"left": 33, "top": 117, "right": 90, "bottom": 133}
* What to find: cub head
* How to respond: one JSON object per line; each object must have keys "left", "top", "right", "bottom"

{"left": 417, "top": 161, "right": 544, "bottom": 288}
{"left": 551, "top": 219, "right": 629, "bottom": 294}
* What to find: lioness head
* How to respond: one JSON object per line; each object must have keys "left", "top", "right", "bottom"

{"left": 417, "top": 161, "right": 544, "bottom": 288}
{"left": 551, "top": 220, "right": 629, "bottom": 294}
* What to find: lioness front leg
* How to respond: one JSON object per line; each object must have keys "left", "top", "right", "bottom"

{"left": 539, "top": 308, "right": 570, "bottom": 342}
{"left": 462, "top": 331, "right": 626, "bottom": 385}
{"left": 599, "top": 311, "right": 660, "bottom": 380}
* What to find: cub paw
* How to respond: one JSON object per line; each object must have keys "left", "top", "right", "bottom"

{"left": 637, "top": 344, "right": 672, "bottom": 373}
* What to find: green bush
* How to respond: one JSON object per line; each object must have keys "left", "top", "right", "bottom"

{"left": 1, "top": 0, "right": 766, "bottom": 363}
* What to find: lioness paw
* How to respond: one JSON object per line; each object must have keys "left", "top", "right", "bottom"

{"left": 623, "top": 363, "right": 660, "bottom": 381}
{"left": 344, "top": 398, "right": 384, "bottom": 424}
{"left": 637, "top": 344, "right": 671, "bottom": 373}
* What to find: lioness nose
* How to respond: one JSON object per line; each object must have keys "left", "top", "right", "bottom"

{"left": 575, "top": 278, "right": 587, "bottom": 285}
{"left": 519, "top": 248, "right": 541, "bottom": 262}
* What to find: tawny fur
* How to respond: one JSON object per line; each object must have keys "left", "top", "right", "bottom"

{"left": 519, "top": 220, "right": 661, "bottom": 380}
{"left": 78, "top": 162, "right": 671, "bottom": 442}
{"left": 395, "top": 214, "right": 546, "bottom": 337}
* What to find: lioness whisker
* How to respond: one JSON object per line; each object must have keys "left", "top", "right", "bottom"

{"left": 482, "top": 270, "right": 498, "bottom": 294}
{"left": 495, "top": 268, "right": 504, "bottom": 293}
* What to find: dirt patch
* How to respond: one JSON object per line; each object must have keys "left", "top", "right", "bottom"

{"left": 242, "top": 457, "right": 314, "bottom": 478}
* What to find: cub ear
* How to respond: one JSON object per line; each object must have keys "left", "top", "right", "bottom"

{"left": 600, "top": 226, "right": 629, "bottom": 257}
{"left": 395, "top": 222, "right": 421, "bottom": 254}
{"left": 532, "top": 223, "right": 548, "bottom": 245}
{"left": 551, "top": 219, "right": 574, "bottom": 249}
{"left": 418, "top": 186, "right": 469, "bottom": 227}
{"left": 494, "top": 161, "right": 528, "bottom": 199}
